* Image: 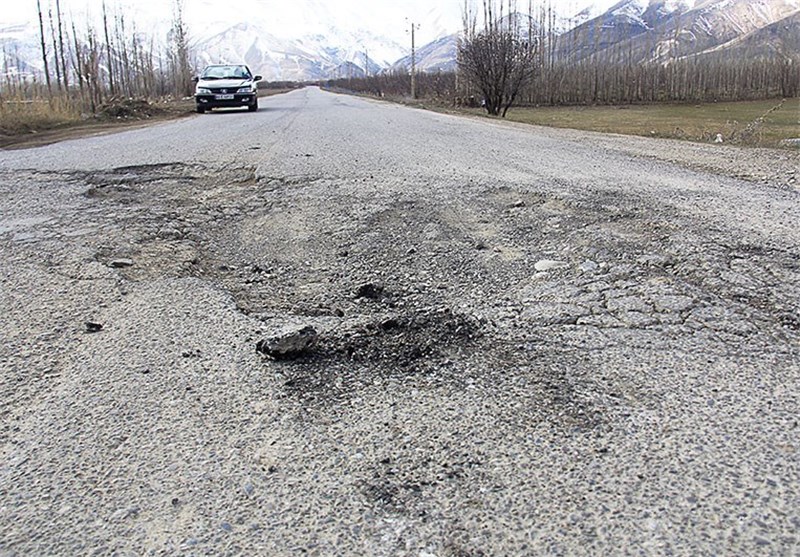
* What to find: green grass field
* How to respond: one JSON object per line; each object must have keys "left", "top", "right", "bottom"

{"left": 470, "top": 98, "right": 800, "bottom": 147}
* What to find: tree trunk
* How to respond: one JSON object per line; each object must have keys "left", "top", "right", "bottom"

{"left": 36, "top": 0, "right": 52, "bottom": 98}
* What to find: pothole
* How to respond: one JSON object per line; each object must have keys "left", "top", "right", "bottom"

{"left": 262, "top": 306, "right": 484, "bottom": 402}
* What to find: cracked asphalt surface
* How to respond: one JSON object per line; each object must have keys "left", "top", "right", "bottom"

{"left": 1, "top": 87, "right": 799, "bottom": 556}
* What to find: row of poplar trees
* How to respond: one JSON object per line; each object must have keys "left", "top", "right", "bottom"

{"left": 27, "top": 0, "right": 194, "bottom": 111}
{"left": 328, "top": 0, "right": 798, "bottom": 117}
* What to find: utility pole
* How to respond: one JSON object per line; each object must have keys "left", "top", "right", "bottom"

{"left": 407, "top": 20, "right": 420, "bottom": 99}
{"left": 411, "top": 22, "right": 416, "bottom": 99}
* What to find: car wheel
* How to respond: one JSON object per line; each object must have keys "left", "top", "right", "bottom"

{"left": 196, "top": 106, "right": 206, "bottom": 114}
{"left": 248, "top": 101, "right": 258, "bottom": 112}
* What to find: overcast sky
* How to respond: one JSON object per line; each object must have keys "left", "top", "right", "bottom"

{"left": 7, "top": 0, "right": 620, "bottom": 45}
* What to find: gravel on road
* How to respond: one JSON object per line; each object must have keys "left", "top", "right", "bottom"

{"left": 1, "top": 87, "right": 798, "bottom": 556}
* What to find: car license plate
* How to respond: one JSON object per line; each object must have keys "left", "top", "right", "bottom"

{"left": 215, "top": 94, "right": 234, "bottom": 100}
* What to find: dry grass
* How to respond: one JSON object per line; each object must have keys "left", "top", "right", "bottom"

{"left": 349, "top": 91, "right": 799, "bottom": 148}
{"left": 0, "top": 96, "right": 81, "bottom": 137}
{"left": 477, "top": 98, "right": 800, "bottom": 147}
{"left": 0, "top": 88, "right": 301, "bottom": 149}
{"left": 0, "top": 95, "right": 196, "bottom": 150}
{"left": 0, "top": 88, "right": 296, "bottom": 140}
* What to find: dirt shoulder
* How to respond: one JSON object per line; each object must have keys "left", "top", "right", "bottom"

{"left": 499, "top": 117, "right": 800, "bottom": 190}
{"left": 0, "top": 89, "right": 297, "bottom": 151}
{"left": 0, "top": 114, "right": 191, "bottom": 151}
{"left": 497, "top": 120, "right": 800, "bottom": 190}
{"left": 345, "top": 91, "right": 800, "bottom": 190}
{"left": 0, "top": 99, "right": 196, "bottom": 151}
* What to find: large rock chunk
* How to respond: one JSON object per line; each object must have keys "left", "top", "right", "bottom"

{"left": 355, "top": 283, "right": 386, "bottom": 300}
{"left": 109, "top": 258, "right": 134, "bottom": 268}
{"left": 256, "top": 326, "right": 318, "bottom": 360}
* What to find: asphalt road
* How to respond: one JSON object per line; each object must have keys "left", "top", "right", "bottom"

{"left": 1, "top": 87, "right": 799, "bottom": 556}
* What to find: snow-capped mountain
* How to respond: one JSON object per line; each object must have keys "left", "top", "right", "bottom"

{"left": 404, "top": 0, "right": 799, "bottom": 79}
{"left": 0, "top": 0, "right": 459, "bottom": 82}
{"left": 0, "top": 0, "right": 630, "bottom": 82}
{"left": 543, "top": 0, "right": 800, "bottom": 64}
{"left": 647, "top": 0, "right": 800, "bottom": 61}
{"left": 0, "top": 22, "right": 44, "bottom": 78}
{"left": 193, "top": 21, "right": 405, "bottom": 82}
{"left": 217, "top": 1, "right": 621, "bottom": 78}
{"left": 553, "top": 0, "right": 695, "bottom": 61}
{"left": 721, "top": 9, "right": 800, "bottom": 58}
{"left": 1, "top": 0, "right": 798, "bottom": 83}
{"left": 390, "top": 34, "right": 459, "bottom": 74}
{"left": 188, "top": 0, "right": 448, "bottom": 81}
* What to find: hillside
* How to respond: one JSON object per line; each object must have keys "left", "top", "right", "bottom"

{"left": 550, "top": 0, "right": 800, "bottom": 64}
{"left": 1, "top": 0, "right": 798, "bottom": 83}
{"left": 553, "top": 0, "right": 692, "bottom": 61}
{"left": 390, "top": 34, "right": 458, "bottom": 74}
{"left": 690, "top": 9, "right": 800, "bottom": 60}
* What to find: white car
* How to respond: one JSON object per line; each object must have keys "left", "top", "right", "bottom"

{"left": 194, "top": 64, "right": 262, "bottom": 113}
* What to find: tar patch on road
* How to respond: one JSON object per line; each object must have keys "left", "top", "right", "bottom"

{"left": 269, "top": 305, "right": 484, "bottom": 396}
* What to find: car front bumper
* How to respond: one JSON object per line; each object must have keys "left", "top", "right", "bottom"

{"left": 196, "top": 93, "right": 256, "bottom": 108}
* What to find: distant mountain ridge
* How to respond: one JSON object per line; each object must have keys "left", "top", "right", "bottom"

{"left": 560, "top": 0, "right": 800, "bottom": 64}
{"left": 1, "top": 0, "right": 798, "bottom": 84}
{"left": 406, "top": 0, "right": 800, "bottom": 72}
{"left": 194, "top": 22, "right": 401, "bottom": 82}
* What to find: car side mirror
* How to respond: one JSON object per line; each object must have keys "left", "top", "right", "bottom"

{"left": 192, "top": 76, "right": 199, "bottom": 83}
{"left": 254, "top": 75, "right": 262, "bottom": 82}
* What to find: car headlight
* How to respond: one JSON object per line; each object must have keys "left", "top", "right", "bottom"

{"left": 237, "top": 87, "right": 254, "bottom": 93}
{"left": 196, "top": 87, "right": 211, "bottom": 94}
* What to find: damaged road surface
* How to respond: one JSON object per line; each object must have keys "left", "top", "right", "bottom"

{"left": 1, "top": 87, "right": 799, "bottom": 556}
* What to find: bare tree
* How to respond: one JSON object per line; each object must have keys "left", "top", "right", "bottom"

{"left": 102, "top": 1, "right": 115, "bottom": 96}
{"left": 48, "top": 6, "right": 62, "bottom": 91}
{"left": 36, "top": 0, "right": 52, "bottom": 97}
{"left": 71, "top": 18, "right": 85, "bottom": 100}
{"left": 458, "top": 0, "right": 537, "bottom": 116}
{"left": 55, "top": 0, "right": 69, "bottom": 91}
{"left": 169, "top": 0, "right": 193, "bottom": 97}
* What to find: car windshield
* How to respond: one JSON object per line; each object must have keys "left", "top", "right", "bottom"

{"left": 201, "top": 66, "right": 251, "bottom": 80}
